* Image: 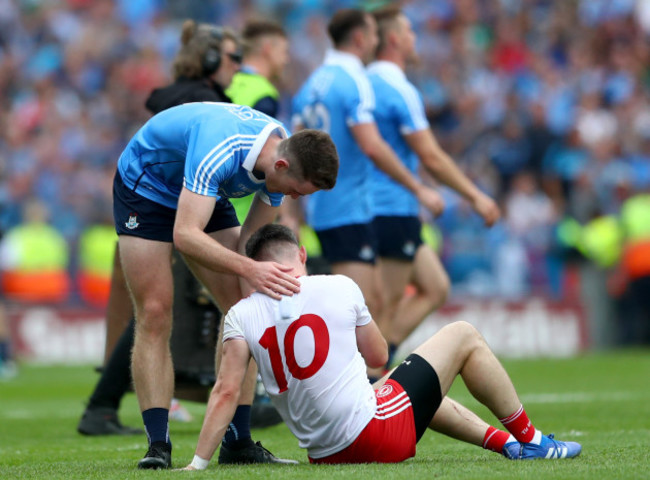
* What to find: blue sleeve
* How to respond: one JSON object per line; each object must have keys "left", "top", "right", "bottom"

{"left": 258, "top": 186, "right": 284, "bottom": 207}
{"left": 183, "top": 121, "right": 251, "bottom": 197}
{"left": 393, "top": 82, "right": 429, "bottom": 135}
{"left": 343, "top": 73, "right": 375, "bottom": 126}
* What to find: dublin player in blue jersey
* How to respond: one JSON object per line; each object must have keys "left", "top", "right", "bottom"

{"left": 367, "top": 6, "right": 500, "bottom": 371}
{"left": 292, "top": 9, "right": 443, "bottom": 318}
{"left": 112, "top": 102, "right": 338, "bottom": 469}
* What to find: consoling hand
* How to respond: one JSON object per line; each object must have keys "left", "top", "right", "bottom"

{"left": 246, "top": 261, "right": 301, "bottom": 299}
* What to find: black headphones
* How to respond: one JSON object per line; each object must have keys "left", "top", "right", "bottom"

{"left": 201, "top": 26, "right": 224, "bottom": 76}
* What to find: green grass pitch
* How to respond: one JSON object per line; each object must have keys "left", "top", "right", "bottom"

{"left": 1, "top": 349, "right": 649, "bottom": 479}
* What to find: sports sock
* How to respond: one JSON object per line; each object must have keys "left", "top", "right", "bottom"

{"left": 499, "top": 404, "right": 541, "bottom": 444}
{"left": 88, "top": 319, "right": 135, "bottom": 410}
{"left": 142, "top": 408, "right": 170, "bottom": 446}
{"left": 222, "top": 405, "right": 252, "bottom": 446}
{"left": 482, "top": 426, "right": 515, "bottom": 453}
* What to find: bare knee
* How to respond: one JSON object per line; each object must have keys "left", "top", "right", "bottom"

{"left": 417, "top": 272, "right": 450, "bottom": 311}
{"left": 135, "top": 298, "right": 173, "bottom": 340}
{"left": 443, "top": 321, "right": 482, "bottom": 352}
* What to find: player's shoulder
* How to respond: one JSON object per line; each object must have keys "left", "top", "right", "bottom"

{"left": 303, "top": 273, "right": 361, "bottom": 293}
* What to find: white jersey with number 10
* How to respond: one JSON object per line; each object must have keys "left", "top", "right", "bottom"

{"left": 222, "top": 274, "right": 376, "bottom": 459}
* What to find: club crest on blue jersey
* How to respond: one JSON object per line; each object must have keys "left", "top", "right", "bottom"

{"left": 125, "top": 214, "right": 140, "bottom": 230}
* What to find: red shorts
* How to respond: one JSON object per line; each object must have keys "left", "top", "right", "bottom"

{"left": 309, "top": 379, "right": 416, "bottom": 464}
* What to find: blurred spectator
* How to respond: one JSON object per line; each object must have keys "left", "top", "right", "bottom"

{"left": 0, "top": 199, "right": 70, "bottom": 303}
{"left": 1, "top": 0, "right": 649, "bottom": 305}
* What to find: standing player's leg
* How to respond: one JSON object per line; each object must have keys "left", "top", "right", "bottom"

{"left": 389, "top": 244, "right": 449, "bottom": 347}
{"left": 118, "top": 235, "right": 175, "bottom": 468}
{"left": 409, "top": 321, "right": 581, "bottom": 459}
{"left": 103, "top": 245, "right": 134, "bottom": 364}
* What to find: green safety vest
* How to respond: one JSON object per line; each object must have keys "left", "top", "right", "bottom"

{"left": 578, "top": 215, "right": 623, "bottom": 268}
{"left": 2, "top": 223, "right": 68, "bottom": 271}
{"left": 620, "top": 194, "right": 650, "bottom": 241}
{"left": 226, "top": 71, "right": 280, "bottom": 108}
{"left": 227, "top": 71, "right": 281, "bottom": 224}
{"left": 78, "top": 225, "right": 118, "bottom": 276}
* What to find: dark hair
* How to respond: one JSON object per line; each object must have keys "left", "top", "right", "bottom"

{"left": 278, "top": 129, "right": 339, "bottom": 190}
{"left": 327, "top": 9, "right": 370, "bottom": 47}
{"left": 372, "top": 5, "right": 402, "bottom": 54}
{"left": 172, "top": 20, "right": 239, "bottom": 79}
{"left": 245, "top": 224, "right": 299, "bottom": 260}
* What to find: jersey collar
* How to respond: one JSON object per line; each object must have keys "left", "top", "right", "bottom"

{"left": 242, "top": 122, "right": 289, "bottom": 177}
{"left": 324, "top": 49, "right": 365, "bottom": 73}
{"left": 366, "top": 60, "right": 406, "bottom": 80}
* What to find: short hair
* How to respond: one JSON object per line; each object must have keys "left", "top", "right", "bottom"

{"left": 327, "top": 9, "right": 370, "bottom": 47}
{"left": 242, "top": 19, "right": 286, "bottom": 55}
{"left": 245, "top": 224, "right": 299, "bottom": 261}
{"left": 372, "top": 5, "right": 403, "bottom": 54}
{"left": 278, "top": 130, "right": 339, "bottom": 190}
{"left": 172, "top": 20, "right": 239, "bottom": 80}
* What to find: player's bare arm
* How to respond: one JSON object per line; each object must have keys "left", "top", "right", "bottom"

{"left": 356, "top": 320, "right": 388, "bottom": 369}
{"left": 174, "top": 188, "right": 299, "bottom": 299}
{"left": 351, "top": 122, "right": 444, "bottom": 216}
{"left": 404, "top": 129, "right": 501, "bottom": 226}
{"left": 183, "top": 338, "right": 251, "bottom": 470}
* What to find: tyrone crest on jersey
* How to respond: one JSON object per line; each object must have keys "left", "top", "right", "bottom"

{"left": 125, "top": 213, "right": 140, "bottom": 230}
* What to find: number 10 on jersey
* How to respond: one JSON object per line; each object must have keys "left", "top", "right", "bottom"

{"left": 258, "top": 314, "right": 330, "bottom": 393}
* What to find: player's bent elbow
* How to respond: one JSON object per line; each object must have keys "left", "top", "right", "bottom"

{"left": 365, "top": 346, "right": 389, "bottom": 369}
{"left": 212, "top": 380, "right": 242, "bottom": 405}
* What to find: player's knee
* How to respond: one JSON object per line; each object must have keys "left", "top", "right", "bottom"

{"left": 444, "top": 321, "right": 481, "bottom": 349}
{"left": 418, "top": 272, "right": 450, "bottom": 311}
{"left": 135, "top": 299, "right": 172, "bottom": 337}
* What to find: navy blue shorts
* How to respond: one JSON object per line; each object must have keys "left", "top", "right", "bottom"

{"left": 316, "top": 223, "right": 377, "bottom": 265}
{"left": 113, "top": 172, "right": 239, "bottom": 242}
{"left": 372, "top": 215, "right": 423, "bottom": 261}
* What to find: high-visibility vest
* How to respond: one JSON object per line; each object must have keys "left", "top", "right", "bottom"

{"left": 76, "top": 224, "right": 118, "bottom": 308}
{"left": 577, "top": 215, "right": 623, "bottom": 269}
{"left": 620, "top": 194, "right": 650, "bottom": 279}
{"left": 0, "top": 222, "right": 70, "bottom": 303}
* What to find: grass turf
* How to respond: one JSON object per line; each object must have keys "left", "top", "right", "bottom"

{"left": 1, "top": 349, "right": 649, "bottom": 479}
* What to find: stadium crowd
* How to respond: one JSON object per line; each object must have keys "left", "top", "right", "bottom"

{"left": 1, "top": 0, "right": 649, "bottom": 311}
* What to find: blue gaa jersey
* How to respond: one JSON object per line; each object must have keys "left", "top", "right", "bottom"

{"left": 292, "top": 50, "right": 375, "bottom": 230}
{"left": 117, "top": 102, "right": 288, "bottom": 209}
{"left": 367, "top": 61, "right": 430, "bottom": 217}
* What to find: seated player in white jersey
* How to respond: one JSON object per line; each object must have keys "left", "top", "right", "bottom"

{"left": 183, "top": 224, "right": 582, "bottom": 469}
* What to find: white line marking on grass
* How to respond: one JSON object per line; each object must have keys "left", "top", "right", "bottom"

{"left": 519, "top": 391, "right": 643, "bottom": 404}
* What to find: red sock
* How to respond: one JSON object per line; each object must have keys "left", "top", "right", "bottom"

{"left": 482, "top": 426, "right": 511, "bottom": 453}
{"left": 499, "top": 405, "right": 536, "bottom": 443}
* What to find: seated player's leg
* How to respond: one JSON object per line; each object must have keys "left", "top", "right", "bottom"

{"left": 410, "top": 321, "right": 581, "bottom": 459}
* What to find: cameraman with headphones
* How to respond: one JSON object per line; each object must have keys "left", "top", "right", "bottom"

{"left": 78, "top": 20, "right": 292, "bottom": 466}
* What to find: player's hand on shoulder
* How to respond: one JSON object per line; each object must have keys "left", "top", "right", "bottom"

{"left": 416, "top": 185, "right": 445, "bottom": 217}
{"left": 246, "top": 261, "right": 301, "bottom": 300}
{"left": 471, "top": 192, "right": 501, "bottom": 227}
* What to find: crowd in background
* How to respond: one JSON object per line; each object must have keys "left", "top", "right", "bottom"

{"left": 1, "top": 0, "right": 650, "bottom": 305}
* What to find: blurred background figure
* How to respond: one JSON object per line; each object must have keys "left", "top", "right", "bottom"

{"left": 1, "top": 0, "right": 649, "bottom": 382}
